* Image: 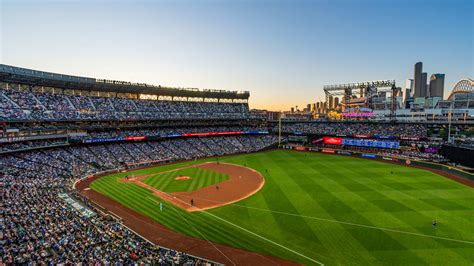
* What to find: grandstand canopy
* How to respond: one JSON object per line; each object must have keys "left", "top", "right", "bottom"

{"left": 0, "top": 64, "right": 250, "bottom": 100}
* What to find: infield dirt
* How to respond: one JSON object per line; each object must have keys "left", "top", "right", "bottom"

{"left": 120, "top": 162, "right": 265, "bottom": 212}
{"left": 77, "top": 162, "right": 297, "bottom": 265}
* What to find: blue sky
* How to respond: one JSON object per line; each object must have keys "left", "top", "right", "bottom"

{"left": 0, "top": 0, "right": 472, "bottom": 110}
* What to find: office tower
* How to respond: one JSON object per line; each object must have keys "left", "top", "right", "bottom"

{"left": 429, "top": 74, "right": 445, "bottom": 98}
{"left": 405, "top": 79, "right": 414, "bottom": 96}
{"left": 413, "top": 62, "right": 423, "bottom": 98}
{"left": 404, "top": 88, "right": 410, "bottom": 102}
{"left": 421, "top": 72, "right": 428, "bottom": 97}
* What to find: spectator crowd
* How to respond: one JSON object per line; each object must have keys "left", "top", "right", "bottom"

{"left": 0, "top": 85, "right": 451, "bottom": 265}
{"left": 72, "top": 126, "right": 268, "bottom": 141}
{"left": 0, "top": 88, "right": 250, "bottom": 121}
{"left": 1, "top": 134, "right": 278, "bottom": 264}
{"left": 275, "top": 122, "right": 428, "bottom": 138}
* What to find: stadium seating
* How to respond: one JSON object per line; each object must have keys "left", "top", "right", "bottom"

{"left": 0, "top": 84, "right": 447, "bottom": 265}
{"left": 0, "top": 88, "right": 250, "bottom": 121}
{"left": 0, "top": 135, "right": 278, "bottom": 264}
{"left": 275, "top": 122, "right": 428, "bottom": 138}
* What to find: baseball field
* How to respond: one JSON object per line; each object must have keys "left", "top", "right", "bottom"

{"left": 89, "top": 150, "right": 474, "bottom": 265}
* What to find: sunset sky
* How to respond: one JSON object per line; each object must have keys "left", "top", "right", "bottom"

{"left": 1, "top": 0, "right": 472, "bottom": 111}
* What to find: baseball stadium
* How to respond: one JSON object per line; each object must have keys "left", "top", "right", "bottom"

{"left": 2, "top": 1, "right": 474, "bottom": 265}
{"left": 1, "top": 64, "right": 473, "bottom": 265}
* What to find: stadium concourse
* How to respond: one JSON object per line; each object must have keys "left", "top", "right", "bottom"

{"left": 1, "top": 65, "right": 470, "bottom": 265}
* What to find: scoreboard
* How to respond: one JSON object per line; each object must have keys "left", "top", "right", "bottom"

{"left": 342, "top": 138, "right": 400, "bottom": 149}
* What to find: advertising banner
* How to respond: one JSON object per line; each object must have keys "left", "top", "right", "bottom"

{"left": 83, "top": 137, "right": 125, "bottom": 143}
{"left": 424, "top": 147, "right": 440, "bottom": 153}
{"left": 400, "top": 136, "right": 420, "bottom": 141}
{"left": 337, "top": 150, "right": 352, "bottom": 155}
{"left": 0, "top": 134, "right": 69, "bottom": 143}
{"left": 83, "top": 130, "right": 269, "bottom": 143}
{"left": 374, "top": 135, "right": 395, "bottom": 139}
{"left": 288, "top": 135, "right": 309, "bottom": 142}
{"left": 323, "top": 137, "right": 343, "bottom": 145}
{"left": 293, "top": 146, "right": 307, "bottom": 151}
{"left": 353, "top": 134, "right": 370, "bottom": 138}
{"left": 182, "top": 131, "right": 243, "bottom": 137}
{"left": 125, "top": 136, "right": 146, "bottom": 141}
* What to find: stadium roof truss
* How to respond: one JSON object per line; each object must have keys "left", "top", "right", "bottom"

{"left": 0, "top": 64, "right": 250, "bottom": 101}
{"left": 448, "top": 78, "right": 474, "bottom": 100}
{"left": 323, "top": 80, "right": 396, "bottom": 106}
{"left": 323, "top": 80, "right": 396, "bottom": 97}
{"left": 323, "top": 80, "right": 398, "bottom": 120}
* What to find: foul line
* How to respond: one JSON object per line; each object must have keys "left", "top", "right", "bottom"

{"left": 201, "top": 209, "right": 325, "bottom": 265}
{"left": 171, "top": 204, "right": 236, "bottom": 265}
{"left": 155, "top": 194, "right": 325, "bottom": 265}
{"left": 145, "top": 197, "right": 234, "bottom": 265}
{"left": 240, "top": 205, "right": 474, "bottom": 245}
{"left": 174, "top": 194, "right": 474, "bottom": 246}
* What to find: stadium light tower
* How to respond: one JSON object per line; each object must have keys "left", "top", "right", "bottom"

{"left": 448, "top": 103, "right": 453, "bottom": 143}
{"left": 278, "top": 112, "right": 282, "bottom": 147}
{"left": 390, "top": 84, "right": 398, "bottom": 122}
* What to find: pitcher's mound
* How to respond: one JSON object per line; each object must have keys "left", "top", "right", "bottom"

{"left": 175, "top": 176, "right": 192, "bottom": 181}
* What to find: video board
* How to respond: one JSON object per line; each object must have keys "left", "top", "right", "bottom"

{"left": 342, "top": 138, "right": 400, "bottom": 149}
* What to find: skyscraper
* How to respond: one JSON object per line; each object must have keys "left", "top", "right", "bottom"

{"left": 421, "top": 72, "right": 428, "bottom": 97}
{"left": 429, "top": 74, "right": 445, "bottom": 98}
{"left": 413, "top": 62, "right": 423, "bottom": 98}
{"left": 404, "top": 79, "right": 413, "bottom": 99}
{"left": 405, "top": 79, "right": 413, "bottom": 93}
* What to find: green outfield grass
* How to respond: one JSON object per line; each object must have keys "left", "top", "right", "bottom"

{"left": 90, "top": 150, "right": 474, "bottom": 265}
{"left": 143, "top": 167, "right": 229, "bottom": 193}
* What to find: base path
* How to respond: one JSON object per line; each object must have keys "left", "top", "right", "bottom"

{"left": 76, "top": 162, "right": 298, "bottom": 266}
{"left": 121, "top": 162, "right": 266, "bottom": 212}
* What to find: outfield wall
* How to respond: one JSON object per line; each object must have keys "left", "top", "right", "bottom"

{"left": 282, "top": 145, "right": 474, "bottom": 182}
{"left": 441, "top": 144, "right": 474, "bottom": 168}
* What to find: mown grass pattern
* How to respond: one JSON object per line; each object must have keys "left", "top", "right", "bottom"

{"left": 91, "top": 150, "right": 474, "bottom": 265}
{"left": 143, "top": 167, "right": 229, "bottom": 193}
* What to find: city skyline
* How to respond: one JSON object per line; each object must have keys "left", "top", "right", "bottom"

{"left": 1, "top": 0, "right": 472, "bottom": 111}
